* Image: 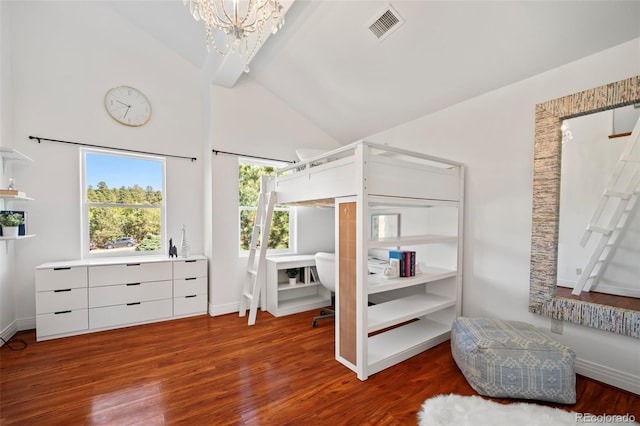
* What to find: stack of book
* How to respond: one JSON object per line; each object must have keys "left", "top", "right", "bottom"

{"left": 389, "top": 250, "right": 416, "bottom": 277}
{"left": 0, "top": 189, "right": 26, "bottom": 198}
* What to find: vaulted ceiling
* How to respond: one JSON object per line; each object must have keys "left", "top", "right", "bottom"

{"left": 110, "top": 1, "right": 640, "bottom": 143}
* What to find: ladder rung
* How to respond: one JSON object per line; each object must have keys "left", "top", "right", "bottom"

{"left": 604, "top": 190, "right": 631, "bottom": 199}
{"left": 586, "top": 225, "right": 612, "bottom": 235}
{"left": 243, "top": 292, "right": 253, "bottom": 300}
{"left": 248, "top": 269, "right": 257, "bottom": 275}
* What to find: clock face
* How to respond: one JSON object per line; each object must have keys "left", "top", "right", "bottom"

{"left": 104, "top": 86, "right": 151, "bottom": 127}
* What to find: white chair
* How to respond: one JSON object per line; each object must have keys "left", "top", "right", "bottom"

{"left": 312, "top": 252, "right": 335, "bottom": 327}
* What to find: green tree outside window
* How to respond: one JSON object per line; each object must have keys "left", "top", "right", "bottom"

{"left": 239, "top": 162, "right": 290, "bottom": 251}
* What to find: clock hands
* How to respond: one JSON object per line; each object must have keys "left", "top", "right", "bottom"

{"left": 116, "top": 100, "right": 130, "bottom": 107}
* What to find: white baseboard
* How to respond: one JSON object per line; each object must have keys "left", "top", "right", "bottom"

{"left": 1, "top": 320, "right": 18, "bottom": 346}
{"left": 575, "top": 357, "right": 640, "bottom": 396}
{"left": 16, "top": 316, "right": 36, "bottom": 331}
{"left": 208, "top": 301, "right": 240, "bottom": 316}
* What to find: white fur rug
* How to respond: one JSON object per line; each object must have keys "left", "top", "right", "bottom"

{"left": 417, "top": 394, "right": 638, "bottom": 426}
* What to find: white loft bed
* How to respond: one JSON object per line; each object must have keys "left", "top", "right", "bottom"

{"left": 267, "top": 140, "right": 464, "bottom": 381}
{"left": 272, "top": 141, "right": 461, "bottom": 205}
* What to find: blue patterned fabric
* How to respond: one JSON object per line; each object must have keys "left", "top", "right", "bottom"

{"left": 451, "top": 317, "right": 576, "bottom": 404}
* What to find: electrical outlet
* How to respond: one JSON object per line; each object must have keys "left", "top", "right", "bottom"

{"left": 551, "top": 319, "right": 564, "bottom": 334}
{"left": 576, "top": 268, "right": 582, "bottom": 275}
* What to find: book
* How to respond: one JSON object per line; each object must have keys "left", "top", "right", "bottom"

{"left": 0, "top": 189, "right": 25, "bottom": 197}
{"left": 389, "top": 250, "right": 416, "bottom": 277}
{"left": 389, "top": 250, "right": 403, "bottom": 277}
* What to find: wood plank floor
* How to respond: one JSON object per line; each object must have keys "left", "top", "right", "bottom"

{"left": 2, "top": 311, "right": 639, "bottom": 425}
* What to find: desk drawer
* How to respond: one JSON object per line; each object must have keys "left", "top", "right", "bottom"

{"left": 36, "top": 288, "right": 88, "bottom": 314}
{"left": 89, "top": 299, "right": 172, "bottom": 329}
{"left": 36, "top": 309, "right": 88, "bottom": 340}
{"left": 89, "top": 280, "right": 172, "bottom": 308}
{"left": 89, "top": 262, "right": 172, "bottom": 287}
{"left": 36, "top": 267, "right": 87, "bottom": 291}
{"left": 174, "top": 277, "right": 207, "bottom": 297}
{"left": 173, "top": 259, "right": 207, "bottom": 279}
{"left": 174, "top": 294, "right": 207, "bottom": 316}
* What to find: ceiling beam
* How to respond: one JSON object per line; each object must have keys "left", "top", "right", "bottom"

{"left": 201, "top": 0, "right": 295, "bottom": 88}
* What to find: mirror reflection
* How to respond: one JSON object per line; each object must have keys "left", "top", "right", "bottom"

{"left": 557, "top": 105, "right": 640, "bottom": 310}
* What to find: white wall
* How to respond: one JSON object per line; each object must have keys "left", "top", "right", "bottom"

{"left": 1, "top": 0, "right": 18, "bottom": 342}
{"left": 367, "top": 38, "right": 640, "bottom": 393}
{"left": 1, "top": 1, "right": 204, "bottom": 332}
{"left": 208, "top": 79, "right": 339, "bottom": 314}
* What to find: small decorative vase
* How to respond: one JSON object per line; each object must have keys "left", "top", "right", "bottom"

{"left": 289, "top": 278, "right": 296, "bottom": 285}
{"left": 180, "top": 224, "right": 189, "bottom": 258}
{"left": 2, "top": 226, "right": 18, "bottom": 237}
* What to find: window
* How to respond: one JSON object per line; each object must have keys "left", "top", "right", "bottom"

{"left": 239, "top": 159, "right": 293, "bottom": 253}
{"left": 83, "top": 149, "right": 165, "bottom": 256}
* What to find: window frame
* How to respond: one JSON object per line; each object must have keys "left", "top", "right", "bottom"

{"left": 238, "top": 157, "right": 295, "bottom": 256}
{"left": 81, "top": 148, "right": 166, "bottom": 258}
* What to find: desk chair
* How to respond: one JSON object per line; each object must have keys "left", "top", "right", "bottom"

{"left": 312, "top": 252, "right": 335, "bottom": 327}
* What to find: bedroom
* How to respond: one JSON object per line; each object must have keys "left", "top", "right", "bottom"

{"left": 1, "top": 1, "right": 639, "bottom": 423}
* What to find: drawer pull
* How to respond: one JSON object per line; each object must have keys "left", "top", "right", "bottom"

{"left": 126, "top": 263, "right": 141, "bottom": 267}
{"left": 185, "top": 295, "right": 197, "bottom": 298}
{"left": 54, "top": 289, "right": 72, "bottom": 293}
{"left": 54, "top": 310, "right": 72, "bottom": 315}
{"left": 126, "top": 283, "right": 141, "bottom": 286}
{"left": 185, "top": 277, "right": 197, "bottom": 281}
{"left": 53, "top": 267, "right": 71, "bottom": 271}
{"left": 126, "top": 302, "right": 141, "bottom": 306}
{"left": 185, "top": 260, "right": 197, "bottom": 263}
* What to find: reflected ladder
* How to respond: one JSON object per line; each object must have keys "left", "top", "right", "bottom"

{"left": 573, "top": 117, "right": 640, "bottom": 295}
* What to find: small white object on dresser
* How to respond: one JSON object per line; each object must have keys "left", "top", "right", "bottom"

{"left": 35, "top": 255, "right": 208, "bottom": 341}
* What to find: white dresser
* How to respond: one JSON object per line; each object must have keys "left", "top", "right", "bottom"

{"left": 35, "top": 255, "right": 208, "bottom": 341}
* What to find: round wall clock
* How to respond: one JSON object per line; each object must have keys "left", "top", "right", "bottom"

{"left": 104, "top": 85, "right": 152, "bottom": 127}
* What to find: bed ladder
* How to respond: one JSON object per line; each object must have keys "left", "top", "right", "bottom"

{"left": 239, "top": 176, "right": 276, "bottom": 325}
{"left": 572, "top": 118, "right": 640, "bottom": 295}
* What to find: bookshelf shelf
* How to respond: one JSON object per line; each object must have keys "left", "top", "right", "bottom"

{"left": 266, "top": 254, "right": 330, "bottom": 317}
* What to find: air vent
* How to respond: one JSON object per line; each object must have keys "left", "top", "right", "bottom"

{"left": 368, "top": 5, "right": 405, "bottom": 42}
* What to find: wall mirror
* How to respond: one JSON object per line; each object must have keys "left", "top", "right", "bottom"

{"left": 371, "top": 213, "right": 400, "bottom": 240}
{"left": 557, "top": 105, "right": 640, "bottom": 303}
{"left": 529, "top": 76, "right": 640, "bottom": 338}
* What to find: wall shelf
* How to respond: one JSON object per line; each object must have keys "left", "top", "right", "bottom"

{"left": 0, "top": 234, "right": 36, "bottom": 241}
{"left": 0, "top": 147, "right": 33, "bottom": 171}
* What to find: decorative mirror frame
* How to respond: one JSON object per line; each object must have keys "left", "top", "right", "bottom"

{"left": 529, "top": 75, "right": 640, "bottom": 338}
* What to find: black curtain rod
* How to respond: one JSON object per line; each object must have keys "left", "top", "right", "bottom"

{"left": 29, "top": 136, "right": 197, "bottom": 161}
{"left": 212, "top": 149, "right": 294, "bottom": 164}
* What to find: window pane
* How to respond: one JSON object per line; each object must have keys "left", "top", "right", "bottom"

{"left": 86, "top": 153, "right": 163, "bottom": 205}
{"left": 84, "top": 150, "right": 164, "bottom": 256}
{"left": 88, "top": 206, "right": 161, "bottom": 252}
{"left": 239, "top": 160, "right": 291, "bottom": 252}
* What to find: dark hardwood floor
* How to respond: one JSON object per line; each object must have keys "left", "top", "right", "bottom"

{"left": 556, "top": 286, "right": 640, "bottom": 311}
{"left": 2, "top": 311, "right": 639, "bottom": 425}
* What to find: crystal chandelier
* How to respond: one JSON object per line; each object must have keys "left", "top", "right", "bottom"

{"left": 184, "top": 0, "right": 285, "bottom": 72}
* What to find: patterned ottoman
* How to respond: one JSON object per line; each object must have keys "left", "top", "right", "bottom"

{"left": 451, "top": 317, "right": 576, "bottom": 404}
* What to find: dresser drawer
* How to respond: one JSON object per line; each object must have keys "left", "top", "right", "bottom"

{"left": 36, "top": 266, "right": 87, "bottom": 291}
{"left": 173, "top": 259, "right": 207, "bottom": 279}
{"left": 89, "top": 299, "right": 172, "bottom": 329}
{"left": 89, "top": 280, "right": 172, "bottom": 308}
{"left": 174, "top": 294, "right": 207, "bottom": 316}
{"left": 36, "top": 309, "right": 88, "bottom": 340}
{"left": 36, "top": 288, "right": 88, "bottom": 314}
{"left": 89, "top": 262, "right": 172, "bottom": 287}
{"left": 174, "top": 276, "right": 207, "bottom": 297}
